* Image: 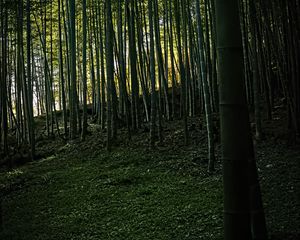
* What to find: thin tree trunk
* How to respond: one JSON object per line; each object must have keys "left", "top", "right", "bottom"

{"left": 148, "top": 0, "right": 156, "bottom": 148}
{"left": 58, "top": 0, "right": 68, "bottom": 137}
{"left": 69, "top": 0, "right": 77, "bottom": 139}
{"left": 106, "top": 0, "right": 114, "bottom": 151}
{"left": 196, "top": 0, "right": 215, "bottom": 173}
{"left": 174, "top": 0, "right": 188, "bottom": 145}
{"left": 26, "top": 0, "right": 35, "bottom": 158}
{"left": 81, "top": 0, "right": 88, "bottom": 140}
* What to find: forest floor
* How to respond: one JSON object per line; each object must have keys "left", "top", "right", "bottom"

{"left": 0, "top": 107, "right": 299, "bottom": 239}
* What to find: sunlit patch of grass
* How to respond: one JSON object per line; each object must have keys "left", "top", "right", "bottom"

{"left": 34, "top": 155, "right": 56, "bottom": 164}
{"left": 7, "top": 169, "right": 24, "bottom": 177}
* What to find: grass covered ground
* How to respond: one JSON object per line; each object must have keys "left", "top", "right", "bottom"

{"left": 0, "top": 117, "right": 299, "bottom": 240}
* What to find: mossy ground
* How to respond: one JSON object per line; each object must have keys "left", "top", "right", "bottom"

{"left": 0, "top": 116, "right": 299, "bottom": 240}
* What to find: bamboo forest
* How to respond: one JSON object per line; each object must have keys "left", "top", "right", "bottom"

{"left": 0, "top": 0, "right": 299, "bottom": 239}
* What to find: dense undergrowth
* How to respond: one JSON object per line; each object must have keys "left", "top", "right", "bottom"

{"left": 0, "top": 113, "right": 299, "bottom": 240}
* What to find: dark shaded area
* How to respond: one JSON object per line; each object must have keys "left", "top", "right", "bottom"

{"left": 0, "top": 105, "right": 299, "bottom": 239}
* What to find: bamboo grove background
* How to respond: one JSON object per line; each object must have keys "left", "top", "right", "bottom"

{"left": 0, "top": 0, "right": 299, "bottom": 160}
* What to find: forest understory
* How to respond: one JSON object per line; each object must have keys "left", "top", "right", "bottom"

{"left": 0, "top": 0, "right": 299, "bottom": 239}
{"left": 0, "top": 104, "right": 299, "bottom": 240}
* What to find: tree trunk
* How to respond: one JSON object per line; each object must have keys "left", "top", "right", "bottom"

{"left": 148, "top": 0, "right": 157, "bottom": 149}
{"left": 216, "top": 0, "right": 251, "bottom": 238}
{"left": 81, "top": 0, "right": 88, "bottom": 140}
{"left": 214, "top": 0, "right": 268, "bottom": 239}
{"left": 106, "top": 0, "right": 114, "bottom": 151}
{"left": 196, "top": 0, "right": 215, "bottom": 173}
{"left": 68, "top": 0, "right": 77, "bottom": 139}
{"left": 174, "top": 0, "right": 188, "bottom": 145}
